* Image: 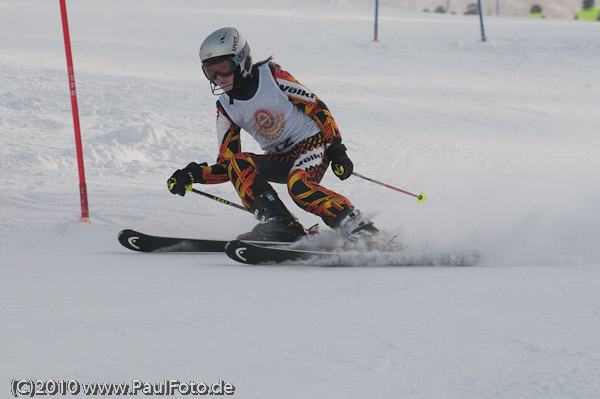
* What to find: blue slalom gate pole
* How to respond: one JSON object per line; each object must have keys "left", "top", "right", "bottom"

{"left": 477, "top": 0, "right": 486, "bottom": 42}
{"left": 374, "top": 0, "right": 379, "bottom": 42}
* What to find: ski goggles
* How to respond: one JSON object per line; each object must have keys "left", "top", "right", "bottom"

{"left": 202, "top": 58, "right": 236, "bottom": 82}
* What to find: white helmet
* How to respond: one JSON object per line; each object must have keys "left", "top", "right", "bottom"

{"left": 199, "top": 27, "right": 252, "bottom": 92}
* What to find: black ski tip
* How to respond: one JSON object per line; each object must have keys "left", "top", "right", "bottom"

{"left": 118, "top": 229, "right": 228, "bottom": 253}
{"left": 225, "top": 240, "right": 257, "bottom": 264}
{"left": 118, "top": 229, "right": 147, "bottom": 252}
{"left": 225, "top": 240, "right": 320, "bottom": 265}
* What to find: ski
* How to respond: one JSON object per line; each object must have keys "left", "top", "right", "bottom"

{"left": 118, "top": 229, "right": 296, "bottom": 253}
{"left": 225, "top": 240, "right": 481, "bottom": 266}
{"left": 118, "top": 229, "right": 229, "bottom": 253}
{"left": 119, "top": 223, "right": 322, "bottom": 253}
{"left": 225, "top": 240, "right": 415, "bottom": 266}
{"left": 225, "top": 240, "right": 345, "bottom": 265}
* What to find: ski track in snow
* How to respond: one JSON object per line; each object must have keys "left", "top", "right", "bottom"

{"left": 2, "top": 1, "right": 600, "bottom": 398}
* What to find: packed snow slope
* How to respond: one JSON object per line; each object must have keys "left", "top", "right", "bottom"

{"left": 1, "top": 1, "right": 600, "bottom": 398}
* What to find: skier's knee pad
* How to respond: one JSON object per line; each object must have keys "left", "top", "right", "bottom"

{"left": 228, "top": 153, "right": 274, "bottom": 205}
{"left": 287, "top": 169, "right": 309, "bottom": 205}
{"left": 227, "top": 152, "right": 256, "bottom": 180}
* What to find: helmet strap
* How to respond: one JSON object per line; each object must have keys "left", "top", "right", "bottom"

{"left": 209, "top": 81, "right": 225, "bottom": 96}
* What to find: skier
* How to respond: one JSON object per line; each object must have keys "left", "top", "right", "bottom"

{"left": 167, "top": 27, "right": 386, "bottom": 247}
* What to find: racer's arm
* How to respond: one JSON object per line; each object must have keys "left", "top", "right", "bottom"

{"left": 197, "top": 101, "right": 241, "bottom": 184}
{"left": 269, "top": 62, "right": 353, "bottom": 180}
{"left": 176, "top": 101, "right": 240, "bottom": 187}
{"left": 166, "top": 102, "right": 241, "bottom": 195}
{"left": 269, "top": 62, "right": 341, "bottom": 144}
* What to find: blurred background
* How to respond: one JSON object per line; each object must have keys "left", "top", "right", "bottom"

{"left": 316, "top": 0, "right": 584, "bottom": 19}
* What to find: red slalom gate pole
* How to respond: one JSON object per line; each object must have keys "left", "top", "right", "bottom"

{"left": 352, "top": 172, "right": 427, "bottom": 203}
{"left": 59, "top": 0, "right": 89, "bottom": 222}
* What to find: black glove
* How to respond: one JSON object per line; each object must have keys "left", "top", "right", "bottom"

{"left": 326, "top": 139, "right": 353, "bottom": 180}
{"left": 167, "top": 162, "right": 207, "bottom": 196}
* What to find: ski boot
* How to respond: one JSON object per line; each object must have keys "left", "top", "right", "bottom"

{"left": 238, "top": 191, "right": 306, "bottom": 242}
{"left": 335, "top": 208, "right": 396, "bottom": 251}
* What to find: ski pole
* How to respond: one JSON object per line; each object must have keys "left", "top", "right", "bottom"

{"left": 351, "top": 172, "right": 427, "bottom": 203}
{"left": 190, "top": 188, "right": 249, "bottom": 212}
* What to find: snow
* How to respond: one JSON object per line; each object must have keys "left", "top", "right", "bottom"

{"left": 2, "top": 0, "right": 600, "bottom": 397}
